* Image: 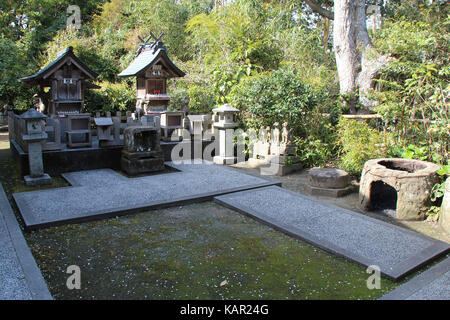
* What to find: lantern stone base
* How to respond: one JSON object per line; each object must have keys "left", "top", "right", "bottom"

{"left": 24, "top": 174, "right": 52, "bottom": 187}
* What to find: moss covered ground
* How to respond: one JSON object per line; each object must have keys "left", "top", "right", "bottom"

{"left": 25, "top": 202, "right": 402, "bottom": 300}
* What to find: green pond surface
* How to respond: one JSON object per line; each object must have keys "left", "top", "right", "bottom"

{"left": 24, "top": 202, "right": 402, "bottom": 300}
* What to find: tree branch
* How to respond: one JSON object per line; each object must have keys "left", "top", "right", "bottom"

{"left": 304, "top": 0, "right": 334, "bottom": 20}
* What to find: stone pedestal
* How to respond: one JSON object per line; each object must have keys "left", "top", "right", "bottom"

{"left": 260, "top": 155, "right": 303, "bottom": 176}
{"left": 121, "top": 150, "right": 164, "bottom": 175}
{"left": 306, "top": 168, "right": 353, "bottom": 197}
{"left": 121, "top": 125, "right": 164, "bottom": 175}
{"left": 66, "top": 114, "right": 92, "bottom": 148}
{"left": 95, "top": 117, "right": 122, "bottom": 147}
{"left": 440, "top": 177, "right": 450, "bottom": 234}
{"left": 248, "top": 142, "right": 270, "bottom": 168}
{"left": 160, "top": 111, "right": 184, "bottom": 142}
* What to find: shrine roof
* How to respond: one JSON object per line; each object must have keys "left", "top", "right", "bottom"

{"left": 19, "top": 47, "right": 98, "bottom": 85}
{"left": 118, "top": 42, "right": 185, "bottom": 78}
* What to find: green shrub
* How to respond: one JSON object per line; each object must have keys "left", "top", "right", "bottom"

{"left": 187, "top": 83, "right": 216, "bottom": 114}
{"left": 336, "top": 118, "right": 394, "bottom": 175}
{"left": 371, "top": 15, "right": 449, "bottom": 164}
{"left": 229, "top": 69, "right": 338, "bottom": 168}
{"left": 0, "top": 36, "right": 36, "bottom": 109}
{"left": 388, "top": 143, "right": 429, "bottom": 161}
{"left": 295, "top": 137, "right": 332, "bottom": 168}
{"left": 426, "top": 163, "right": 450, "bottom": 222}
{"left": 293, "top": 109, "right": 339, "bottom": 168}
{"left": 229, "top": 69, "right": 318, "bottom": 136}
{"left": 84, "top": 81, "right": 135, "bottom": 113}
{"left": 168, "top": 87, "right": 189, "bottom": 111}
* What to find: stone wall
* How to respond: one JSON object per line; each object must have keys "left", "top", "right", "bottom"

{"left": 8, "top": 112, "right": 28, "bottom": 152}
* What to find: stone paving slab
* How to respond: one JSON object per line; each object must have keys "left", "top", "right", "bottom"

{"left": 380, "top": 257, "right": 450, "bottom": 300}
{"left": 214, "top": 186, "right": 450, "bottom": 280}
{"left": 0, "top": 184, "right": 52, "bottom": 300}
{"left": 13, "top": 162, "right": 280, "bottom": 230}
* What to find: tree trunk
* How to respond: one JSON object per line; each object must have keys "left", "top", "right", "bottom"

{"left": 333, "top": 0, "right": 389, "bottom": 114}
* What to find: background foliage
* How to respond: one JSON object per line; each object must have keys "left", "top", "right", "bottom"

{"left": 0, "top": 0, "right": 447, "bottom": 180}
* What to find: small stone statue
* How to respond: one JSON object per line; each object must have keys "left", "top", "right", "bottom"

{"left": 181, "top": 97, "right": 190, "bottom": 114}
{"left": 33, "top": 94, "right": 41, "bottom": 112}
{"left": 282, "top": 122, "right": 291, "bottom": 145}
{"left": 247, "top": 128, "right": 257, "bottom": 145}
{"left": 134, "top": 107, "right": 144, "bottom": 120}
{"left": 124, "top": 129, "right": 134, "bottom": 151}
{"left": 272, "top": 122, "right": 280, "bottom": 145}
{"left": 259, "top": 126, "right": 267, "bottom": 143}
{"left": 37, "top": 88, "right": 50, "bottom": 114}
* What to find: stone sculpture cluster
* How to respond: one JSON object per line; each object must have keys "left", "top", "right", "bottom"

{"left": 252, "top": 122, "right": 294, "bottom": 161}
{"left": 250, "top": 122, "right": 301, "bottom": 176}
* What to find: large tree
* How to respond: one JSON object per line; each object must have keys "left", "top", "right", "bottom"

{"left": 305, "top": 0, "right": 389, "bottom": 114}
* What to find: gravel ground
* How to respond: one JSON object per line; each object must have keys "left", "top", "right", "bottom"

{"left": 231, "top": 162, "right": 450, "bottom": 244}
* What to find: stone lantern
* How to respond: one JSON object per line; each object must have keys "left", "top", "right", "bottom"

{"left": 20, "top": 108, "right": 51, "bottom": 186}
{"left": 212, "top": 103, "right": 239, "bottom": 165}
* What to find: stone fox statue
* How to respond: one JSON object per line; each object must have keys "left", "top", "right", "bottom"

{"left": 281, "top": 122, "right": 292, "bottom": 145}
{"left": 272, "top": 122, "right": 280, "bottom": 145}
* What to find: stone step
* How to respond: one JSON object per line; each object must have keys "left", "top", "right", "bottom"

{"left": 13, "top": 163, "right": 281, "bottom": 230}
{"left": 214, "top": 186, "right": 450, "bottom": 280}
{"left": 380, "top": 256, "right": 450, "bottom": 300}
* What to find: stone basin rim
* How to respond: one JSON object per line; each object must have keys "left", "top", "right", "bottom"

{"left": 365, "top": 158, "right": 440, "bottom": 178}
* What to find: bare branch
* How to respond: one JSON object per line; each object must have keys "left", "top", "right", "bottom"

{"left": 304, "top": 0, "right": 334, "bottom": 20}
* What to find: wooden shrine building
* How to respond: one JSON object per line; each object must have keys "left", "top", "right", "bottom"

{"left": 118, "top": 33, "right": 185, "bottom": 113}
{"left": 19, "top": 46, "right": 100, "bottom": 116}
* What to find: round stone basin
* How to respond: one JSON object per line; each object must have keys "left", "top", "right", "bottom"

{"left": 359, "top": 158, "right": 440, "bottom": 220}
{"left": 377, "top": 159, "right": 427, "bottom": 174}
